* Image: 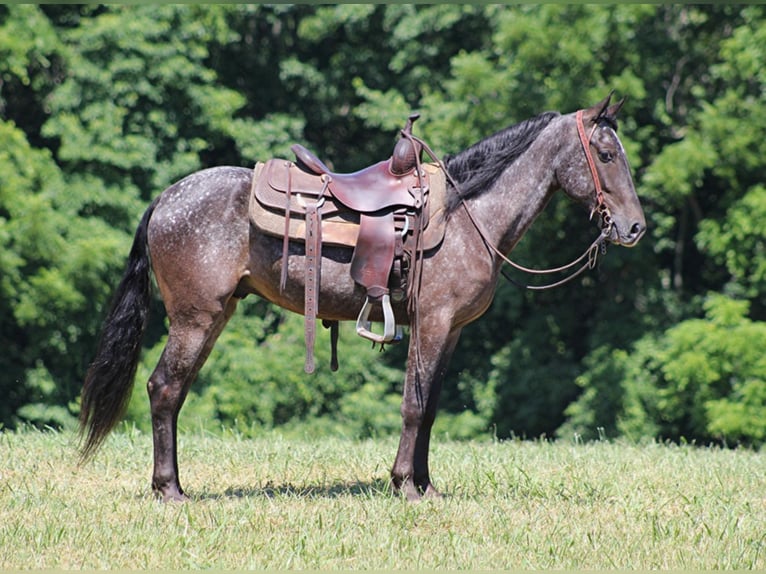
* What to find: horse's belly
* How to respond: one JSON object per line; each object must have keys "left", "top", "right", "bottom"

{"left": 245, "top": 235, "right": 410, "bottom": 324}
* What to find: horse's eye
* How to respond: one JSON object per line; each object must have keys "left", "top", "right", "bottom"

{"left": 598, "top": 150, "right": 614, "bottom": 163}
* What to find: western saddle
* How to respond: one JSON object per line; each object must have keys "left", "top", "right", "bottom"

{"left": 250, "top": 114, "right": 444, "bottom": 372}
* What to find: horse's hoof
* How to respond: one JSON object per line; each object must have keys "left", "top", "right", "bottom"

{"left": 423, "top": 484, "right": 444, "bottom": 499}
{"left": 154, "top": 485, "right": 190, "bottom": 503}
{"left": 391, "top": 477, "right": 421, "bottom": 502}
{"left": 392, "top": 477, "right": 444, "bottom": 502}
{"left": 404, "top": 487, "right": 422, "bottom": 503}
{"left": 161, "top": 491, "right": 190, "bottom": 503}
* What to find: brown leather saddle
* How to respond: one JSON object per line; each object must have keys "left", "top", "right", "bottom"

{"left": 250, "top": 114, "right": 447, "bottom": 372}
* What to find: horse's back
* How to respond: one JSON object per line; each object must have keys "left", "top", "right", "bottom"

{"left": 150, "top": 166, "right": 252, "bottom": 226}
{"left": 147, "top": 166, "right": 254, "bottom": 312}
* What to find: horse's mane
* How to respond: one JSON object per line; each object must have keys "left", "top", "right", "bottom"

{"left": 443, "top": 111, "right": 561, "bottom": 212}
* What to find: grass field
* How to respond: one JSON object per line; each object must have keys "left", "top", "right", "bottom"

{"left": 1, "top": 426, "right": 765, "bottom": 569}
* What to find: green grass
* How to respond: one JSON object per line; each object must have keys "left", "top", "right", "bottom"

{"left": 1, "top": 426, "right": 765, "bottom": 569}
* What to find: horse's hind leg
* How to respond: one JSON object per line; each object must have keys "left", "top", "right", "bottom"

{"left": 147, "top": 296, "right": 239, "bottom": 501}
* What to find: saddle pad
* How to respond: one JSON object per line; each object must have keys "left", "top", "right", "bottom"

{"left": 249, "top": 160, "right": 448, "bottom": 251}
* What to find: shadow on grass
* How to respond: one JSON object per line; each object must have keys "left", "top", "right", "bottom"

{"left": 194, "top": 477, "right": 394, "bottom": 501}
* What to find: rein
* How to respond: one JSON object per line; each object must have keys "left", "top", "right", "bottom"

{"left": 453, "top": 108, "right": 614, "bottom": 291}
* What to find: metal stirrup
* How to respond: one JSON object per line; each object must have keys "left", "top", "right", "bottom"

{"left": 355, "top": 294, "right": 403, "bottom": 344}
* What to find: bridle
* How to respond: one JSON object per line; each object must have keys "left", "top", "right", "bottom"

{"left": 575, "top": 109, "right": 613, "bottom": 233}
{"left": 457, "top": 108, "right": 615, "bottom": 291}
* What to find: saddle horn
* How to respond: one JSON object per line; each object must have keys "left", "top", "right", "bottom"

{"left": 391, "top": 113, "right": 422, "bottom": 175}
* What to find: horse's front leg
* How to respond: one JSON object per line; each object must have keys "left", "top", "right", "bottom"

{"left": 391, "top": 325, "right": 462, "bottom": 501}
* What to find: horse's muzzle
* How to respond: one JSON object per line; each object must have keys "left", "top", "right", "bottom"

{"left": 612, "top": 220, "right": 646, "bottom": 247}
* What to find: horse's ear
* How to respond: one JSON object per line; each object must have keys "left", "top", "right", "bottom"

{"left": 605, "top": 97, "right": 625, "bottom": 120}
{"left": 583, "top": 91, "right": 614, "bottom": 123}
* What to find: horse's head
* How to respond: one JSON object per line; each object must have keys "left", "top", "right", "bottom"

{"left": 559, "top": 94, "right": 646, "bottom": 247}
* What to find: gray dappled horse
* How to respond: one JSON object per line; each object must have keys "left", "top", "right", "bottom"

{"left": 80, "top": 95, "right": 645, "bottom": 502}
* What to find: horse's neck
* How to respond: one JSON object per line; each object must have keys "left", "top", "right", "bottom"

{"left": 462, "top": 121, "right": 564, "bottom": 257}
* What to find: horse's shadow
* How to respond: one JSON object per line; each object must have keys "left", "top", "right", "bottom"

{"left": 194, "top": 477, "right": 394, "bottom": 501}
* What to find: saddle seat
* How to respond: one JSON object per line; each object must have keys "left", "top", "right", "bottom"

{"left": 290, "top": 147, "right": 423, "bottom": 213}
{"left": 291, "top": 113, "right": 424, "bottom": 214}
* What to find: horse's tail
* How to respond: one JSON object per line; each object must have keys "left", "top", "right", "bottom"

{"left": 79, "top": 199, "right": 159, "bottom": 461}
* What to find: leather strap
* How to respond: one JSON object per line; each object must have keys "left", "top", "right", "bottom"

{"left": 576, "top": 109, "right": 604, "bottom": 212}
{"left": 350, "top": 212, "right": 396, "bottom": 299}
{"left": 279, "top": 161, "right": 292, "bottom": 294}
{"left": 323, "top": 320, "right": 339, "bottom": 372}
{"left": 303, "top": 201, "right": 322, "bottom": 373}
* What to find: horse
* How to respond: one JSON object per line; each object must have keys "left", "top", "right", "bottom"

{"left": 79, "top": 94, "right": 646, "bottom": 502}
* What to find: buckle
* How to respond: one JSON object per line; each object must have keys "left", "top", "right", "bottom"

{"left": 295, "top": 194, "right": 325, "bottom": 209}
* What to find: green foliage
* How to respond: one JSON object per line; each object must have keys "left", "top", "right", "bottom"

{"left": 40, "top": 5, "right": 261, "bottom": 196}
{"left": 0, "top": 6, "right": 60, "bottom": 88}
{"left": 0, "top": 118, "right": 132, "bottom": 429}
{"left": 2, "top": 5, "right": 766, "bottom": 447}
{"left": 697, "top": 185, "right": 766, "bottom": 300}
{"left": 565, "top": 295, "right": 766, "bottom": 446}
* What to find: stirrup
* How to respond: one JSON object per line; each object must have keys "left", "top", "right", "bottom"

{"left": 355, "top": 294, "right": 403, "bottom": 344}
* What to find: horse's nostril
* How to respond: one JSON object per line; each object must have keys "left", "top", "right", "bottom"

{"left": 630, "top": 222, "right": 644, "bottom": 237}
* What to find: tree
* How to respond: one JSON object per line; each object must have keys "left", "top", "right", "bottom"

{"left": 563, "top": 6, "right": 766, "bottom": 444}
{"left": 2, "top": 5, "right": 765, "bottom": 446}
{"left": 563, "top": 295, "right": 766, "bottom": 446}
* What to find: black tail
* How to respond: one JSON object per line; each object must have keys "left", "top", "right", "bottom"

{"left": 79, "top": 199, "right": 158, "bottom": 460}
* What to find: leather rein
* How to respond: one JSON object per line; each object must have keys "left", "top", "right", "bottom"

{"left": 453, "top": 108, "right": 615, "bottom": 291}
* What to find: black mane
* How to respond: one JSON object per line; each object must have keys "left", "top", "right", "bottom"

{"left": 443, "top": 111, "right": 560, "bottom": 212}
